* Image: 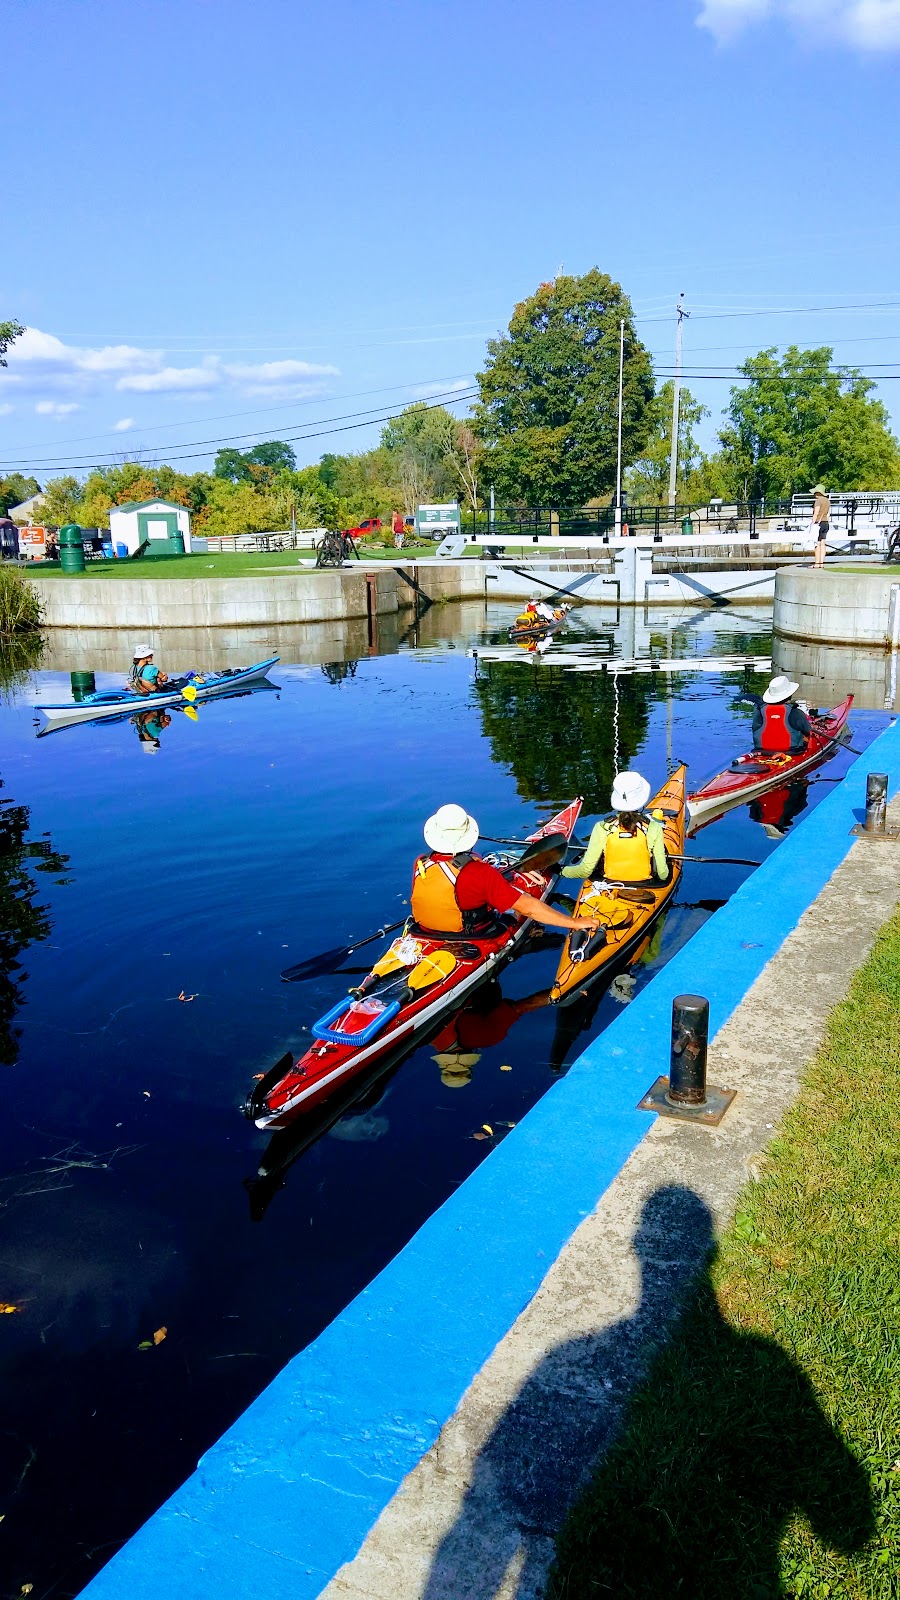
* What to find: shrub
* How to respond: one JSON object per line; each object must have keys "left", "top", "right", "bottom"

{"left": 0, "top": 566, "right": 43, "bottom": 634}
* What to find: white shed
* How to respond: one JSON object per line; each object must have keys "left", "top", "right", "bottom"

{"left": 108, "top": 499, "right": 192, "bottom": 557}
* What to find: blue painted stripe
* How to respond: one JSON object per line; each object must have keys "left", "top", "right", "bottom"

{"left": 79, "top": 720, "right": 900, "bottom": 1599}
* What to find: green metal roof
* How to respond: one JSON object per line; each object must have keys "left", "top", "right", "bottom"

{"left": 111, "top": 499, "right": 187, "bottom": 514}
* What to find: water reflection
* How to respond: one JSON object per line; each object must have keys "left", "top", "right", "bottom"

{"left": 0, "top": 781, "right": 71, "bottom": 1065}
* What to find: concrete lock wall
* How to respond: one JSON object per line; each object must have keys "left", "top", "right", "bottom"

{"left": 774, "top": 567, "right": 900, "bottom": 648}
{"left": 29, "top": 564, "right": 485, "bottom": 631}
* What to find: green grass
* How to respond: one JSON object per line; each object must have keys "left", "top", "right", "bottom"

{"left": 551, "top": 910, "right": 900, "bottom": 1599}
{"left": 830, "top": 565, "right": 900, "bottom": 575}
{"left": 32, "top": 546, "right": 441, "bottom": 579}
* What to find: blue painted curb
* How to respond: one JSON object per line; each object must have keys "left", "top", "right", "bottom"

{"left": 79, "top": 720, "right": 900, "bottom": 1599}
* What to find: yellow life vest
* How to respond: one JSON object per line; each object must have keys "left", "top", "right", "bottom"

{"left": 603, "top": 821, "right": 653, "bottom": 882}
{"left": 411, "top": 853, "right": 469, "bottom": 933}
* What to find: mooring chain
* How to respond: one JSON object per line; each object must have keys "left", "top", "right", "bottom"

{"left": 613, "top": 668, "right": 620, "bottom": 775}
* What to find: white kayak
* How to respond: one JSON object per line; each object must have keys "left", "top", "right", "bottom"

{"left": 35, "top": 655, "right": 279, "bottom": 731}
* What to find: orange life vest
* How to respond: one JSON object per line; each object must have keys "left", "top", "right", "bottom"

{"left": 411, "top": 853, "right": 471, "bottom": 933}
{"left": 603, "top": 821, "right": 653, "bottom": 882}
{"left": 759, "top": 704, "right": 793, "bottom": 753}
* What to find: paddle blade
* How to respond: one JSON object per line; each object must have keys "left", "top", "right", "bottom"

{"left": 182, "top": 685, "right": 198, "bottom": 703}
{"left": 514, "top": 830, "right": 569, "bottom": 874}
{"left": 407, "top": 950, "right": 458, "bottom": 990}
{"left": 281, "top": 947, "right": 348, "bottom": 982}
{"left": 182, "top": 705, "right": 199, "bottom": 722}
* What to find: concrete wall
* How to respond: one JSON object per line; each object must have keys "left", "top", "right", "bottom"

{"left": 29, "top": 563, "right": 485, "bottom": 631}
{"left": 772, "top": 633, "right": 899, "bottom": 712}
{"left": 774, "top": 566, "right": 900, "bottom": 647}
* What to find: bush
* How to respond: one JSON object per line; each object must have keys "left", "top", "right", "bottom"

{"left": 0, "top": 566, "right": 43, "bottom": 634}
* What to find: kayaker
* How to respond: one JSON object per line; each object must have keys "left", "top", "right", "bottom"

{"left": 562, "top": 772, "right": 669, "bottom": 886}
{"left": 411, "top": 804, "right": 601, "bottom": 938}
{"left": 130, "top": 645, "right": 168, "bottom": 695}
{"left": 739, "top": 675, "right": 812, "bottom": 754}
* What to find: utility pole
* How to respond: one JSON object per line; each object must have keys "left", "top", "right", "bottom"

{"left": 615, "top": 318, "right": 625, "bottom": 537}
{"left": 667, "top": 293, "right": 688, "bottom": 515}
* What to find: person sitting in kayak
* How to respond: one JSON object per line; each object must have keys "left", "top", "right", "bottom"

{"left": 411, "top": 804, "right": 600, "bottom": 938}
{"left": 562, "top": 772, "right": 669, "bottom": 886}
{"left": 739, "top": 675, "right": 812, "bottom": 755}
{"left": 130, "top": 645, "right": 168, "bottom": 695}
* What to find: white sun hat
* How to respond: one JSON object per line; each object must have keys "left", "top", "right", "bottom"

{"left": 762, "top": 674, "right": 798, "bottom": 704}
{"left": 132, "top": 644, "right": 154, "bottom": 660}
{"left": 610, "top": 772, "right": 651, "bottom": 812}
{"left": 423, "top": 803, "right": 480, "bottom": 854}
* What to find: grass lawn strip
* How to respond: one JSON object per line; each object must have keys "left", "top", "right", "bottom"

{"left": 551, "top": 907, "right": 900, "bottom": 1599}
{"left": 30, "top": 546, "right": 441, "bottom": 580}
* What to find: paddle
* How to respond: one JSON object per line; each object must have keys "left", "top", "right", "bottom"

{"left": 280, "top": 920, "right": 406, "bottom": 982}
{"left": 669, "top": 853, "right": 761, "bottom": 866}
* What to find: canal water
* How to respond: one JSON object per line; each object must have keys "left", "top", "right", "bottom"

{"left": 0, "top": 604, "right": 888, "bottom": 1595}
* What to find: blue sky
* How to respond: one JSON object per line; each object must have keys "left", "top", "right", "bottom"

{"left": 2, "top": 0, "right": 899, "bottom": 479}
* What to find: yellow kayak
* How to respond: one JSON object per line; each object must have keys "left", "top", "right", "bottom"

{"left": 550, "top": 765, "right": 687, "bottom": 1006}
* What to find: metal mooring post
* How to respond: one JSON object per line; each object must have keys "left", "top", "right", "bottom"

{"left": 851, "top": 772, "right": 900, "bottom": 840}
{"left": 638, "top": 993, "right": 736, "bottom": 1126}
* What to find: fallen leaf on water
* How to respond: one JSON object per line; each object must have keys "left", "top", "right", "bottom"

{"left": 178, "top": 991, "right": 197, "bottom": 1003}
{"left": 138, "top": 1341, "right": 154, "bottom": 1350}
{"left": 143, "top": 1091, "right": 151, "bottom": 1098}
{"left": 500, "top": 1064, "right": 512, "bottom": 1072}
{"left": 252, "top": 1073, "right": 265, "bottom": 1081}
{"left": 0, "top": 1302, "right": 22, "bottom": 1315}
{"left": 153, "top": 1326, "right": 167, "bottom": 1345}
{"left": 21, "top": 1585, "right": 33, "bottom": 1595}
{"left": 482, "top": 1124, "right": 494, "bottom": 1135}
{"left": 472, "top": 1131, "right": 489, "bottom": 1141}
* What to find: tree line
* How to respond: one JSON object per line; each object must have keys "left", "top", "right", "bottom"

{"left": 2, "top": 273, "right": 898, "bottom": 533}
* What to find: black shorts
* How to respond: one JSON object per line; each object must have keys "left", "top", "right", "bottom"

{"left": 816, "top": 521, "right": 829, "bottom": 539}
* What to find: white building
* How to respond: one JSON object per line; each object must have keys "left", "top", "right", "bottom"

{"left": 108, "top": 499, "right": 192, "bottom": 557}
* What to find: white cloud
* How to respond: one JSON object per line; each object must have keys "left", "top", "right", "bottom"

{"left": 223, "top": 358, "right": 338, "bottom": 385}
{"left": 117, "top": 364, "right": 221, "bottom": 394}
{"left": 0, "top": 403, "right": 13, "bottom": 416}
{"left": 0, "top": 326, "right": 341, "bottom": 408}
{"left": 35, "top": 400, "right": 80, "bottom": 416}
{"left": 113, "top": 417, "right": 135, "bottom": 431}
{"left": 697, "top": 0, "right": 900, "bottom": 47}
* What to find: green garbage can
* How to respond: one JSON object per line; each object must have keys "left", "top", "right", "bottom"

{"left": 59, "top": 524, "right": 85, "bottom": 573}
{"left": 71, "top": 671, "right": 96, "bottom": 702}
{"left": 680, "top": 514, "right": 694, "bottom": 537}
{"left": 171, "top": 529, "right": 185, "bottom": 554}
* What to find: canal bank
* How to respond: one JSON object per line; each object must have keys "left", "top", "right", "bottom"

{"left": 76, "top": 717, "right": 900, "bottom": 1600}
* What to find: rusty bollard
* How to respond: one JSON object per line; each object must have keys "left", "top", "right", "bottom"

{"left": 638, "top": 994, "right": 736, "bottom": 1127}
{"left": 851, "top": 772, "right": 899, "bottom": 840}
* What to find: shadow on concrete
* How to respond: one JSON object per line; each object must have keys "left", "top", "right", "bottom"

{"left": 421, "top": 1186, "right": 873, "bottom": 1600}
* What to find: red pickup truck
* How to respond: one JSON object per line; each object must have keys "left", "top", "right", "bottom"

{"left": 347, "top": 517, "right": 382, "bottom": 539}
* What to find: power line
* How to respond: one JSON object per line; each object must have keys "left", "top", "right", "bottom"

{"left": 0, "top": 388, "right": 480, "bottom": 474}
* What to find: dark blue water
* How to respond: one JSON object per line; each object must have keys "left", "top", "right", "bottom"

{"left": 0, "top": 607, "right": 888, "bottom": 1596}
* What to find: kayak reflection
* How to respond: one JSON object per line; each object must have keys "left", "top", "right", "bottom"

{"left": 245, "top": 978, "right": 552, "bottom": 1222}
{"left": 747, "top": 778, "right": 809, "bottom": 840}
{"left": 547, "top": 915, "right": 668, "bottom": 1073}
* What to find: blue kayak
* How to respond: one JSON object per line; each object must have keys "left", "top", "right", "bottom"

{"left": 35, "top": 655, "right": 280, "bottom": 730}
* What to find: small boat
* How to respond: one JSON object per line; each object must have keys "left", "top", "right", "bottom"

{"left": 244, "top": 798, "right": 583, "bottom": 1130}
{"left": 687, "top": 694, "right": 853, "bottom": 832}
{"left": 549, "top": 766, "right": 687, "bottom": 1007}
{"left": 508, "top": 603, "right": 570, "bottom": 642}
{"left": 35, "top": 656, "right": 280, "bottom": 731}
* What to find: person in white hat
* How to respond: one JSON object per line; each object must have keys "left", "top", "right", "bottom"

{"left": 561, "top": 772, "right": 669, "bottom": 886}
{"left": 129, "top": 645, "right": 168, "bottom": 696}
{"left": 411, "top": 803, "right": 600, "bottom": 938}
{"left": 809, "top": 483, "right": 830, "bottom": 570}
{"left": 739, "top": 675, "right": 812, "bottom": 754}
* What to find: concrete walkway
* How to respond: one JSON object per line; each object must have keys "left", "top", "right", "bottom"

{"left": 321, "top": 805, "right": 900, "bottom": 1600}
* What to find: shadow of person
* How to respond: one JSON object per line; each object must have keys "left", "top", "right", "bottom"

{"left": 421, "top": 1186, "right": 874, "bottom": 1600}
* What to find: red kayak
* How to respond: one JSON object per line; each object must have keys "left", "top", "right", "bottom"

{"left": 244, "top": 799, "right": 583, "bottom": 1130}
{"left": 687, "top": 694, "right": 853, "bottom": 833}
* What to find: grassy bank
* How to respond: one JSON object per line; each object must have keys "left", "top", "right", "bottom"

{"left": 552, "top": 910, "right": 900, "bottom": 1598}
{"left": 30, "top": 546, "right": 440, "bottom": 579}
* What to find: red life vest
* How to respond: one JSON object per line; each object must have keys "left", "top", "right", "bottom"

{"left": 759, "top": 704, "right": 793, "bottom": 753}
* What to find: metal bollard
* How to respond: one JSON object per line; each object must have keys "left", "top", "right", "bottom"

{"left": 865, "top": 772, "right": 888, "bottom": 833}
{"left": 668, "top": 993, "right": 709, "bottom": 1106}
{"left": 638, "top": 993, "right": 735, "bottom": 1126}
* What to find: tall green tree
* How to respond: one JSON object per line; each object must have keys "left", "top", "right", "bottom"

{"left": 717, "top": 346, "right": 900, "bottom": 500}
{"left": 214, "top": 440, "right": 296, "bottom": 482}
{"left": 380, "top": 403, "right": 458, "bottom": 511}
{"left": 626, "top": 382, "right": 707, "bottom": 504}
{"left": 474, "top": 271, "right": 654, "bottom": 509}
